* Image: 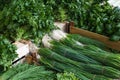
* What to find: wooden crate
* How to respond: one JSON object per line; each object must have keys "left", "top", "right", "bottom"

{"left": 13, "top": 40, "right": 39, "bottom": 65}
{"left": 67, "top": 22, "right": 120, "bottom": 51}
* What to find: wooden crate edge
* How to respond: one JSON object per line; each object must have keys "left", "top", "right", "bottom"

{"left": 68, "top": 22, "right": 120, "bottom": 51}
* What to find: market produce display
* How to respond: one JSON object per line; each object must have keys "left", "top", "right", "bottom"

{"left": 1, "top": 0, "right": 120, "bottom": 80}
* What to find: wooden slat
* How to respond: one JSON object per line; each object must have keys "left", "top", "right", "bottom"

{"left": 69, "top": 26, "right": 120, "bottom": 51}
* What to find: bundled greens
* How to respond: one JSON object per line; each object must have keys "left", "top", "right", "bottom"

{"left": 79, "top": 45, "right": 120, "bottom": 70}
{"left": 55, "top": 35, "right": 120, "bottom": 70}
{"left": 1, "top": 64, "right": 55, "bottom": 80}
{"left": 1, "top": 0, "right": 120, "bottom": 79}
{"left": 58, "top": 37, "right": 120, "bottom": 69}
{"left": 67, "top": 34, "right": 107, "bottom": 49}
{"left": 51, "top": 41, "right": 101, "bottom": 65}
{"left": 41, "top": 57, "right": 112, "bottom": 80}
{"left": 0, "top": 35, "right": 17, "bottom": 72}
{"left": 40, "top": 31, "right": 120, "bottom": 79}
{"left": 48, "top": 31, "right": 120, "bottom": 70}
{"left": 40, "top": 57, "right": 89, "bottom": 80}
{"left": 39, "top": 48, "right": 120, "bottom": 79}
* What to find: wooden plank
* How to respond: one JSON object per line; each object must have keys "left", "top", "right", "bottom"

{"left": 69, "top": 26, "right": 120, "bottom": 51}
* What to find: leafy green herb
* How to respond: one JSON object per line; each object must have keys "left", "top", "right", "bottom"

{"left": 44, "top": 0, "right": 120, "bottom": 41}
{"left": 57, "top": 71, "right": 79, "bottom": 80}
{"left": 0, "top": 35, "right": 17, "bottom": 71}
{"left": 0, "top": 0, "right": 55, "bottom": 45}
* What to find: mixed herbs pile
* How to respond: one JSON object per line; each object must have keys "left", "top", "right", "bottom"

{"left": 0, "top": 0, "right": 120, "bottom": 41}
{"left": 0, "top": 0, "right": 11, "bottom": 10}
{"left": 43, "top": 0, "right": 120, "bottom": 41}
{"left": 0, "top": 0, "right": 55, "bottom": 44}
{"left": 0, "top": 35, "right": 17, "bottom": 72}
